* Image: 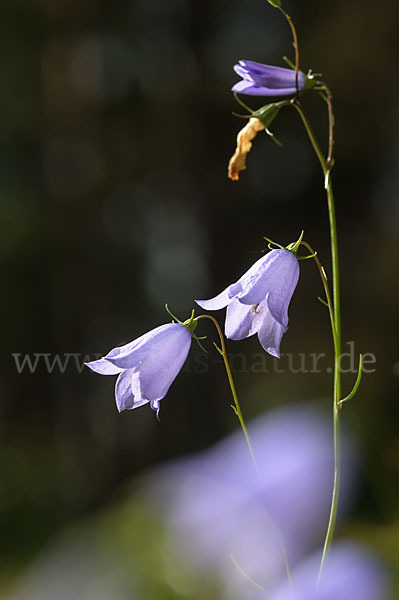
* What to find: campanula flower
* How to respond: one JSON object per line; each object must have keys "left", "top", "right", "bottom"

{"left": 86, "top": 323, "right": 192, "bottom": 415}
{"left": 144, "top": 406, "right": 358, "bottom": 598}
{"left": 196, "top": 248, "right": 299, "bottom": 357}
{"left": 232, "top": 60, "right": 306, "bottom": 96}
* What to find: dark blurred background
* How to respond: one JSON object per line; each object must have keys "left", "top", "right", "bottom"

{"left": 1, "top": 0, "right": 398, "bottom": 594}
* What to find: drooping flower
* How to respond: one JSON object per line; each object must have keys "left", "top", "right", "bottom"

{"left": 196, "top": 248, "right": 299, "bottom": 357}
{"left": 85, "top": 322, "right": 192, "bottom": 415}
{"left": 232, "top": 60, "right": 306, "bottom": 96}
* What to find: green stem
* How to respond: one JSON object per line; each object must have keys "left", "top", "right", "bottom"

{"left": 196, "top": 314, "right": 259, "bottom": 473}
{"left": 278, "top": 6, "right": 300, "bottom": 93}
{"left": 319, "top": 180, "right": 342, "bottom": 583}
{"left": 300, "top": 241, "right": 337, "bottom": 355}
{"left": 292, "top": 100, "right": 326, "bottom": 174}
{"left": 292, "top": 100, "right": 342, "bottom": 581}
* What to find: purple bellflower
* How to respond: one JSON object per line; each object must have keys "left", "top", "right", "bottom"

{"left": 144, "top": 405, "right": 358, "bottom": 598}
{"left": 196, "top": 248, "right": 299, "bottom": 357}
{"left": 85, "top": 322, "right": 192, "bottom": 416}
{"left": 232, "top": 60, "right": 306, "bottom": 96}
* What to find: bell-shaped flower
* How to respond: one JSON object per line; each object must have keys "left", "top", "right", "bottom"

{"left": 232, "top": 60, "right": 306, "bottom": 96}
{"left": 196, "top": 248, "right": 299, "bottom": 357}
{"left": 85, "top": 323, "right": 192, "bottom": 415}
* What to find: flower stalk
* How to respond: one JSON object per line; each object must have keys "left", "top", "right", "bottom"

{"left": 292, "top": 92, "right": 343, "bottom": 583}
{"left": 277, "top": 5, "right": 300, "bottom": 91}
{"left": 273, "top": 5, "right": 346, "bottom": 578}
{"left": 196, "top": 314, "right": 259, "bottom": 474}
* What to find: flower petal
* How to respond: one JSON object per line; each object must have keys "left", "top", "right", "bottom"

{"left": 229, "top": 249, "right": 296, "bottom": 307}
{"left": 138, "top": 327, "right": 192, "bottom": 402}
{"left": 266, "top": 255, "right": 299, "bottom": 327}
{"left": 238, "top": 61, "right": 305, "bottom": 87}
{"left": 257, "top": 305, "right": 288, "bottom": 358}
{"left": 106, "top": 323, "right": 186, "bottom": 369}
{"left": 231, "top": 80, "right": 284, "bottom": 96}
{"left": 85, "top": 358, "right": 123, "bottom": 375}
{"left": 225, "top": 298, "right": 267, "bottom": 340}
{"left": 195, "top": 286, "right": 231, "bottom": 311}
{"left": 115, "top": 369, "right": 148, "bottom": 412}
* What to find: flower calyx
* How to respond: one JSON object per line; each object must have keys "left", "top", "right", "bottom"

{"left": 183, "top": 309, "right": 198, "bottom": 335}
{"left": 165, "top": 305, "right": 207, "bottom": 351}
{"left": 252, "top": 102, "right": 283, "bottom": 129}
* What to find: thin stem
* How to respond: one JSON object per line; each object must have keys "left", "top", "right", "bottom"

{"left": 196, "top": 314, "right": 259, "bottom": 473}
{"left": 320, "top": 83, "right": 335, "bottom": 168}
{"left": 292, "top": 97, "right": 342, "bottom": 582}
{"left": 233, "top": 91, "right": 254, "bottom": 115}
{"left": 278, "top": 7, "right": 300, "bottom": 92}
{"left": 300, "top": 241, "right": 338, "bottom": 355}
{"left": 292, "top": 100, "right": 327, "bottom": 175}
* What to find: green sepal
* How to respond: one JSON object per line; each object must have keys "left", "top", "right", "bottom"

{"left": 282, "top": 56, "right": 295, "bottom": 70}
{"left": 303, "top": 73, "right": 319, "bottom": 91}
{"left": 263, "top": 235, "right": 285, "bottom": 250}
{"left": 183, "top": 311, "right": 198, "bottom": 334}
{"left": 286, "top": 230, "right": 304, "bottom": 254}
{"left": 166, "top": 304, "right": 199, "bottom": 335}
{"left": 252, "top": 103, "right": 281, "bottom": 129}
{"left": 266, "top": 0, "right": 281, "bottom": 7}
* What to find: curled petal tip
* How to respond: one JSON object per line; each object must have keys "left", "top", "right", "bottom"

{"left": 195, "top": 286, "right": 230, "bottom": 311}
{"left": 85, "top": 358, "right": 123, "bottom": 375}
{"left": 268, "top": 348, "right": 280, "bottom": 359}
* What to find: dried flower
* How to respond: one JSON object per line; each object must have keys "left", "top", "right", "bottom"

{"left": 228, "top": 117, "right": 265, "bottom": 181}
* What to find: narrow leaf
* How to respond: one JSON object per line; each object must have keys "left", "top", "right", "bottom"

{"left": 317, "top": 296, "right": 329, "bottom": 308}
{"left": 339, "top": 354, "right": 363, "bottom": 407}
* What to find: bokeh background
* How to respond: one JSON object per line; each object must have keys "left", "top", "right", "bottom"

{"left": 1, "top": 0, "right": 398, "bottom": 597}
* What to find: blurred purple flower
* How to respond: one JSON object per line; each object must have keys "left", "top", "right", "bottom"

{"left": 196, "top": 248, "right": 299, "bottom": 357}
{"left": 85, "top": 323, "right": 191, "bottom": 414}
{"left": 232, "top": 60, "right": 306, "bottom": 96}
{"left": 269, "top": 543, "right": 389, "bottom": 600}
{"left": 144, "top": 406, "right": 358, "bottom": 599}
